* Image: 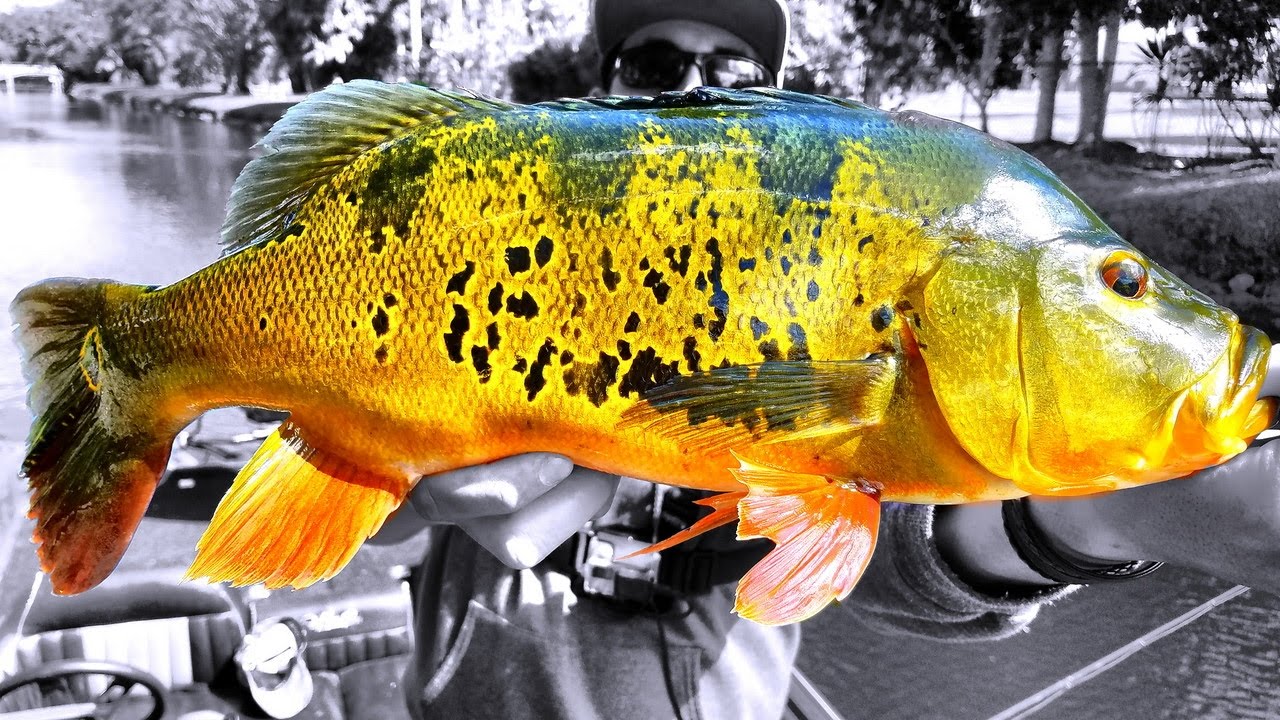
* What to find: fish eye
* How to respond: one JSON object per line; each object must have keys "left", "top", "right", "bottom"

{"left": 1100, "top": 253, "right": 1148, "bottom": 299}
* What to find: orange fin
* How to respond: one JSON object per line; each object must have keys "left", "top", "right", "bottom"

{"left": 12, "top": 279, "right": 173, "bottom": 595}
{"left": 622, "top": 491, "right": 745, "bottom": 558}
{"left": 730, "top": 453, "right": 881, "bottom": 625}
{"left": 186, "top": 421, "right": 408, "bottom": 590}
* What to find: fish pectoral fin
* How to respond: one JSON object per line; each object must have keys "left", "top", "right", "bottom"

{"left": 186, "top": 421, "right": 408, "bottom": 590}
{"left": 618, "top": 356, "right": 899, "bottom": 453}
{"left": 730, "top": 453, "right": 881, "bottom": 626}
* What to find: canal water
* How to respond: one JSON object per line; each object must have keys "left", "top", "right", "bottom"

{"left": 2, "top": 91, "right": 1279, "bottom": 719}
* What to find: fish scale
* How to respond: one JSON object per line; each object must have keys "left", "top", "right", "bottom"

{"left": 11, "top": 82, "right": 1273, "bottom": 626}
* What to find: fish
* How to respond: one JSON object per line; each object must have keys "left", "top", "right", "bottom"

{"left": 11, "top": 82, "right": 1275, "bottom": 625}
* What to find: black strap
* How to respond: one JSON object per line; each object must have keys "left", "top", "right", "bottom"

{"left": 541, "top": 535, "right": 770, "bottom": 595}
{"left": 1001, "top": 498, "right": 1163, "bottom": 585}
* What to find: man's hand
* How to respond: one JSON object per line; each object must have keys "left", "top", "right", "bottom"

{"left": 373, "top": 453, "right": 620, "bottom": 569}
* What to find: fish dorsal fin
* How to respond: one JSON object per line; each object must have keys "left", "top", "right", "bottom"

{"left": 618, "top": 356, "right": 899, "bottom": 453}
{"left": 536, "top": 86, "right": 874, "bottom": 114}
{"left": 186, "top": 420, "right": 409, "bottom": 589}
{"left": 730, "top": 453, "right": 881, "bottom": 625}
{"left": 221, "top": 81, "right": 517, "bottom": 254}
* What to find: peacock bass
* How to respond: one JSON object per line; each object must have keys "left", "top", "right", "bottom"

{"left": 12, "top": 82, "right": 1275, "bottom": 625}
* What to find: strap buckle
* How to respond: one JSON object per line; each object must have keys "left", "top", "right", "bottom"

{"left": 573, "top": 528, "right": 662, "bottom": 606}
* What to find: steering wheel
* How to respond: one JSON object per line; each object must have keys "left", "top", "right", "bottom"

{"left": 0, "top": 659, "right": 168, "bottom": 720}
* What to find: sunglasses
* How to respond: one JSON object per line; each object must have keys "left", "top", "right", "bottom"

{"left": 611, "top": 41, "right": 775, "bottom": 91}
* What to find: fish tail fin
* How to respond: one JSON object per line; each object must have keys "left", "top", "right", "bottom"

{"left": 729, "top": 452, "right": 881, "bottom": 626}
{"left": 11, "top": 279, "right": 174, "bottom": 595}
{"left": 186, "top": 421, "right": 410, "bottom": 589}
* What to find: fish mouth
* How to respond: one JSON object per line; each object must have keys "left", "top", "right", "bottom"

{"left": 1151, "top": 324, "right": 1276, "bottom": 476}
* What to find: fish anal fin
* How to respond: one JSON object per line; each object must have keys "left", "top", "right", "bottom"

{"left": 186, "top": 421, "right": 408, "bottom": 590}
{"left": 621, "top": 491, "right": 745, "bottom": 558}
{"left": 618, "top": 356, "right": 899, "bottom": 454}
{"left": 730, "top": 453, "right": 881, "bottom": 625}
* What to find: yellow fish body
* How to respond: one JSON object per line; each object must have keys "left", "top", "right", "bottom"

{"left": 12, "top": 83, "right": 1274, "bottom": 624}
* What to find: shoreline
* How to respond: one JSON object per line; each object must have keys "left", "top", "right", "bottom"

{"left": 67, "top": 83, "right": 305, "bottom": 127}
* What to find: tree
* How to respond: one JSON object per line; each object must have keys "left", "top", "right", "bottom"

{"left": 103, "top": 0, "right": 175, "bottom": 85}
{"left": 177, "top": 0, "right": 268, "bottom": 93}
{"left": 1075, "top": 0, "right": 1126, "bottom": 147}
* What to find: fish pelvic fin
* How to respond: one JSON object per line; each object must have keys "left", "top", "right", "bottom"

{"left": 221, "top": 81, "right": 517, "bottom": 254}
{"left": 11, "top": 279, "right": 171, "bottom": 595}
{"left": 622, "top": 491, "right": 746, "bottom": 558}
{"left": 187, "top": 421, "right": 409, "bottom": 590}
{"left": 729, "top": 452, "right": 881, "bottom": 626}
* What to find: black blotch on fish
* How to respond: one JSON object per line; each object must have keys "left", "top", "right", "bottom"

{"left": 601, "top": 248, "right": 621, "bottom": 292}
{"left": 517, "top": 192, "right": 528, "bottom": 210}
{"left": 571, "top": 292, "right": 588, "bottom": 318}
{"left": 446, "top": 261, "right": 475, "bottom": 295}
{"left": 367, "top": 302, "right": 375, "bottom": 313}
{"left": 488, "top": 283, "right": 504, "bottom": 314}
{"left": 513, "top": 357, "right": 527, "bottom": 373}
{"left": 664, "top": 245, "right": 692, "bottom": 277}
{"left": 383, "top": 293, "right": 398, "bottom": 308}
{"left": 692, "top": 313, "right": 706, "bottom": 330}
{"left": 871, "top": 305, "right": 894, "bottom": 332}
{"left": 624, "top": 311, "right": 641, "bottom": 334}
{"left": 758, "top": 339, "right": 782, "bottom": 362}
{"left": 350, "top": 319, "right": 358, "bottom": 328}
{"left": 618, "top": 347, "right": 680, "bottom": 398}
{"left": 471, "top": 346, "right": 492, "bottom": 382}
{"left": 787, "top": 323, "right": 810, "bottom": 361}
{"left": 750, "top": 317, "right": 769, "bottom": 341}
{"left": 443, "top": 304, "right": 468, "bottom": 362}
{"left": 643, "top": 268, "right": 670, "bottom": 304}
{"left": 258, "top": 317, "right": 268, "bottom": 331}
{"left": 465, "top": 167, "right": 475, "bottom": 182}
{"left": 281, "top": 222, "right": 305, "bottom": 241}
{"left": 708, "top": 307, "right": 727, "bottom": 342}
{"left": 858, "top": 234, "right": 874, "bottom": 252}
{"left": 807, "top": 280, "right": 820, "bottom": 302}
{"left": 639, "top": 257, "right": 650, "bottom": 271}
{"left": 525, "top": 338, "right": 556, "bottom": 400}
{"left": 369, "top": 233, "right": 385, "bottom": 254}
{"left": 345, "top": 192, "right": 358, "bottom": 205}
{"left": 486, "top": 322, "right": 500, "bottom": 350}
{"left": 568, "top": 252, "right": 580, "bottom": 272}
{"left": 694, "top": 271, "right": 708, "bottom": 291}
{"left": 764, "top": 247, "right": 774, "bottom": 261}
{"left": 560, "top": 350, "right": 575, "bottom": 365}
{"left": 780, "top": 257, "right": 792, "bottom": 275}
{"left": 564, "top": 352, "right": 620, "bottom": 407}
{"left": 807, "top": 247, "right": 822, "bottom": 266}
{"left": 375, "top": 344, "right": 389, "bottom": 364}
{"left": 506, "top": 292, "right": 540, "bottom": 319}
{"left": 705, "top": 237, "right": 728, "bottom": 325}
{"left": 782, "top": 229, "right": 793, "bottom": 245}
{"left": 364, "top": 144, "right": 435, "bottom": 240}
{"left": 535, "top": 235, "right": 554, "bottom": 267}
{"left": 682, "top": 336, "right": 701, "bottom": 372}
{"left": 617, "top": 339, "right": 632, "bottom": 360}
{"left": 372, "top": 307, "right": 390, "bottom": 337}
{"left": 854, "top": 293, "right": 865, "bottom": 307}
{"left": 506, "top": 246, "right": 532, "bottom": 274}
{"left": 738, "top": 257, "right": 757, "bottom": 272}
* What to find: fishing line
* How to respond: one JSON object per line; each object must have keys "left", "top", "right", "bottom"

{"left": 987, "top": 584, "right": 1250, "bottom": 720}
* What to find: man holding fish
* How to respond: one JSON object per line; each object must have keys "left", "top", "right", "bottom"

{"left": 375, "top": 1, "right": 1280, "bottom": 718}
{"left": 9, "top": 0, "right": 1280, "bottom": 719}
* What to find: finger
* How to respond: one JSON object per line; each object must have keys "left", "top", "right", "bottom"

{"left": 408, "top": 453, "right": 573, "bottom": 522}
{"left": 460, "top": 467, "right": 620, "bottom": 568}
{"left": 1261, "top": 351, "right": 1280, "bottom": 400}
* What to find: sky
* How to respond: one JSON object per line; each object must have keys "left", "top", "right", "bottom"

{"left": 0, "top": 0, "right": 60, "bottom": 11}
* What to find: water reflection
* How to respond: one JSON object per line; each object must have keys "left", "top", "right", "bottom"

{"left": 0, "top": 93, "right": 259, "bottom": 421}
